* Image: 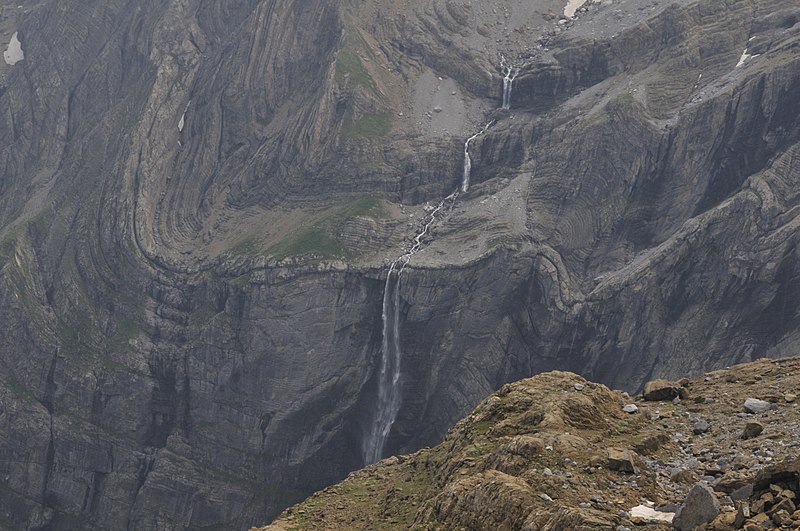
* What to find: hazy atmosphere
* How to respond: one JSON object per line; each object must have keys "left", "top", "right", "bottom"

{"left": 0, "top": 0, "right": 798, "bottom": 529}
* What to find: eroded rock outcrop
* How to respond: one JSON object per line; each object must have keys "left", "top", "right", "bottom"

{"left": 258, "top": 358, "right": 800, "bottom": 530}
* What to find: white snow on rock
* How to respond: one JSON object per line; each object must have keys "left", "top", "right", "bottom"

{"left": 630, "top": 504, "right": 675, "bottom": 524}
{"left": 178, "top": 102, "right": 190, "bottom": 133}
{"left": 4, "top": 32, "right": 24, "bottom": 65}
{"left": 564, "top": 0, "right": 584, "bottom": 18}
{"left": 736, "top": 49, "right": 760, "bottom": 68}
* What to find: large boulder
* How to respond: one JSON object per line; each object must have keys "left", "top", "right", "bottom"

{"left": 743, "top": 398, "right": 771, "bottom": 414}
{"left": 643, "top": 380, "right": 686, "bottom": 401}
{"left": 672, "top": 483, "right": 720, "bottom": 531}
{"left": 606, "top": 448, "right": 639, "bottom": 474}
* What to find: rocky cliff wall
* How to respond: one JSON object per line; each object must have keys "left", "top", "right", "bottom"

{"left": 0, "top": 0, "right": 798, "bottom": 528}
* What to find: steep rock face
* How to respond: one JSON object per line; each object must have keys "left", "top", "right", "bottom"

{"left": 0, "top": 0, "right": 799, "bottom": 528}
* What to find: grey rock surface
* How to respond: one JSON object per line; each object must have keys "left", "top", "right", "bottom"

{"left": 693, "top": 419, "right": 710, "bottom": 435}
{"left": 744, "top": 398, "right": 772, "bottom": 414}
{"left": 672, "top": 483, "right": 720, "bottom": 531}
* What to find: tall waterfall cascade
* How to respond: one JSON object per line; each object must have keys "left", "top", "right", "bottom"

{"left": 462, "top": 121, "right": 494, "bottom": 193}
{"left": 501, "top": 56, "right": 520, "bottom": 110}
{"left": 365, "top": 56, "right": 522, "bottom": 464}
{"left": 363, "top": 193, "right": 458, "bottom": 464}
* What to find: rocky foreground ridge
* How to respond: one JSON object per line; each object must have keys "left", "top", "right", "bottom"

{"left": 259, "top": 357, "right": 800, "bottom": 530}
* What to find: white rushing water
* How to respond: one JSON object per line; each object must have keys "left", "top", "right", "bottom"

{"left": 3, "top": 32, "right": 24, "bottom": 66}
{"left": 364, "top": 192, "right": 458, "bottom": 464}
{"left": 462, "top": 121, "right": 494, "bottom": 193}
{"left": 363, "top": 259, "right": 403, "bottom": 465}
{"left": 500, "top": 57, "right": 520, "bottom": 110}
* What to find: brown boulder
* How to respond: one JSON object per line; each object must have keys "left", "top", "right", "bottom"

{"left": 642, "top": 379, "right": 687, "bottom": 401}
{"left": 741, "top": 422, "right": 763, "bottom": 439}
{"left": 606, "top": 448, "right": 639, "bottom": 474}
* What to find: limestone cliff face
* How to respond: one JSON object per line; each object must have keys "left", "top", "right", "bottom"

{"left": 0, "top": 0, "right": 798, "bottom": 528}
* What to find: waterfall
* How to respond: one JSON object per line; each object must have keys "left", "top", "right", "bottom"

{"left": 501, "top": 57, "right": 520, "bottom": 110}
{"left": 364, "top": 56, "right": 515, "bottom": 462}
{"left": 462, "top": 139, "right": 473, "bottom": 193}
{"left": 462, "top": 122, "right": 494, "bottom": 193}
{"left": 364, "top": 193, "right": 458, "bottom": 464}
{"left": 363, "top": 260, "right": 403, "bottom": 465}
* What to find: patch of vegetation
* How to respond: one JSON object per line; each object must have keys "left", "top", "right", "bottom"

{"left": 335, "top": 48, "right": 378, "bottom": 94}
{"left": 472, "top": 420, "right": 494, "bottom": 436}
{"left": 342, "top": 111, "right": 393, "bottom": 140}
{"left": 332, "top": 196, "right": 390, "bottom": 221}
{"left": 5, "top": 373, "right": 36, "bottom": 403}
{"left": 269, "top": 226, "right": 346, "bottom": 261}
{"left": 268, "top": 197, "right": 390, "bottom": 260}
{"left": 283, "top": 464, "right": 436, "bottom": 530}
{"left": 60, "top": 309, "right": 95, "bottom": 357}
{"left": 230, "top": 236, "right": 260, "bottom": 256}
{"left": 106, "top": 312, "right": 141, "bottom": 364}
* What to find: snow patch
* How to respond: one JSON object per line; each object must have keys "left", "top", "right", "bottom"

{"left": 736, "top": 49, "right": 751, "bottom": 67}
{"left": 736, "top": 49, "right": 760, "bottom": 68}
{"left": 4, "top": 32, "right": 24, "bottom": 65}
{"left": 564, "top": 0, "right": 584, "bottom": 18}
{"left": 178, "top": 102, "right": 190, "bottom": 133}
{"left": 630, "top": 504, "right": 674, "bottom": 524}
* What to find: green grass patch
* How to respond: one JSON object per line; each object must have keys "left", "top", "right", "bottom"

{"left": 335, "top": 45, "right": 385, "bottom": 101}
{"left": 230, "top": 236, "right": 260, "bottom": 256}
{"left": 472, "top": 420, "right": 494, "bottom": 436}
{"left": 342, "top": 111, "right": 393, "bottom": 140}
{"left": 269, "top": 227, "right": 345, "bottom": 261}
{"left": 5, "top": 373, "right": 36, "bottom": 403}
{"left": 228, "top": 197, "right": 391, "bottom": 261}
{"left": 332, "top": 196, "right": 390, "bottom": 220}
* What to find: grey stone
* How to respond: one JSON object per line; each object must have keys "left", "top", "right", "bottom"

{"left": 730, "top": 484, "right": 754, "bottom": 502}
{"left": 672, "top": 483, "right": 721, "bottom": 531}
{"left": 693, "top": 419, "right": 710, "bottom": 435}
{"left": 623, "top": 404, "right": 639, "bottom": 414}
{"left": 744, "top": 398, "right": 771, "bottom": 414}
{"left": 733, "top": 501, "right": 750, "bottom": 528}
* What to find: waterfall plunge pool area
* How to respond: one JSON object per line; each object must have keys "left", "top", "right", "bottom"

{"left": 4, "top": 32, "right": 24, "bottom": 65}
